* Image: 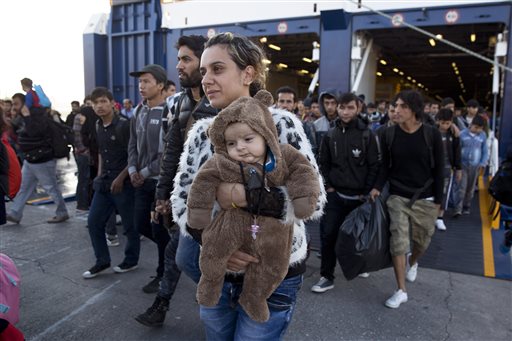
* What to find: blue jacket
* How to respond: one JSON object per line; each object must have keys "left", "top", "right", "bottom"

{"left": 460, "top": 128, "right": 488, "bottom": 168}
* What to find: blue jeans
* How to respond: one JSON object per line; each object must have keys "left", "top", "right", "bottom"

{"left": 176, "top": 234, "right": 201, "bottom": 283}
{"left": 200, "top": 274, "right": 303, "bottom": 341}
{"left": 87, "top": 183, "right": 139, "bottom": 266}
{"left": 8, "top": 159, "right": 68, "bottom": 221}
{"left": 134, "top": 179, "right": 170, "bottom": 277}
{"left": 74, "top": 153, "right": 91, "bottom": 210}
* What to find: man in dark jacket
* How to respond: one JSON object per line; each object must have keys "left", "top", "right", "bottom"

{"left": 6, "top": 102, "right": 69, "bottom": 224}
{"left": 311, "top": 92, "right": 380, "bottom": 293}
{"left": 82, "top": 87, "right": 139, "bottom": 279}
{"left": 136, "top": 34, "right": 217, "bottom": 327}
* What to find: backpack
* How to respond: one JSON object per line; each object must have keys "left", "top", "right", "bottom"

{"left": 34, "top": 84, "right": 52, "bottom": 108}
{"left": 47, "top": 119, "right": 74, "bottom": 159}
{"left": 489, "top": 159, "right": 512, "bottom": 206}
{"left": 0, "top": 139, "right": 21, "bottom": 199}
{"left": 0, "top": 254, "right": 21, "bottom": 325}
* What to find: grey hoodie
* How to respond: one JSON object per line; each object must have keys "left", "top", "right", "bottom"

{"left": 313, "top": 88, "right": 339, "bottom": 148}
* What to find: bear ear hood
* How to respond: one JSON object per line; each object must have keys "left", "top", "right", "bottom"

{"left": 208, "top": 90, "right": 282, "bottom": 161}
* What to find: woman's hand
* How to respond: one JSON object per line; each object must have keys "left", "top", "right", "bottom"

{"left": 227, "top": 250, "right": 259, "bottom": 272}
{"left": 216, "top": 183, "right": 247, "bottom": 210}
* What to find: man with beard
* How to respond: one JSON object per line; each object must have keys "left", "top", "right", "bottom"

{"left": 135, "top": 35, "right": 217, "bottom": 327}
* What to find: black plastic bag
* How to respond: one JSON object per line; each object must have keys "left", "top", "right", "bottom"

{"left": 335, "top": 196, "right": 392, "bottom": 280}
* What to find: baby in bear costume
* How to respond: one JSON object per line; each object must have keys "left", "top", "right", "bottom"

{"left": 187, "top": 90, "right": 320, "bottom": 322}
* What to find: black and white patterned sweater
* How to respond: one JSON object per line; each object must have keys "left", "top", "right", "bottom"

{"left": 171, "top": 107, "right": 327, "bottom": 266}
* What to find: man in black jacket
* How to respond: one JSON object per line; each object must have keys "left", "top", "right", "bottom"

{"left": 311, "top": 92, "right": 380, "bottom": 293}
{"left": 7, "top": 103, "right": 69, "bottom": 224}
{"left": 136, "top": 34, "right": 217, "bottom": 327}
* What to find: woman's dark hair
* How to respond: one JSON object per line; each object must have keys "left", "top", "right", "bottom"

{"left": 176, "top": 35, "right": 208, "bottom": 60}
{"left": 395, "top": 90, "right": 424, "bottom": 119}
{"left": 436, "top": 108, "right": 453, "bottom": 121}
{"left": 205, "top": 32, "right": 267, "bottom": 96}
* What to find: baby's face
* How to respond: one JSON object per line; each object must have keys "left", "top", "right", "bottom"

{"left": 225, "top": 122, "right": 266, "bottom": 164}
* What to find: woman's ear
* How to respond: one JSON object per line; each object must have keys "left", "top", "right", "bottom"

{"left": 242, "top": 65, "right": 255, "bottom": 86}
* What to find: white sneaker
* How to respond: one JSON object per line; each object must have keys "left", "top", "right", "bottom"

{"left": 358, "top": 272, "right": 370, "bottom": 278}
{"left": 385, "top": 289, "right": 408, "bottom": 308}
{"left": 435, "top": 219, "right": 447, "bottom": 231}
{"left": 406, "top": 254, "right": 418, "bottom": 283}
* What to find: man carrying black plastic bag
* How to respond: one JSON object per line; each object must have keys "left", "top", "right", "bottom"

{"left": 335, "top": 195, "right": 392, "bottom": 280}
{"left": 311, "top": 93, "right": 380, "bottom": 293}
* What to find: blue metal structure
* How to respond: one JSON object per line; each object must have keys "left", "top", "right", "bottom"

{"left": 83, "top": 1, "right": 511, "bottom": 155}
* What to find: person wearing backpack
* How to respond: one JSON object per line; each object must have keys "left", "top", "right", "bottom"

{"left": 6, "top": 97, "right": 69, "bottom": 225}
{"left": 372, "top": 90, "right": 444, "bottom": 309}
{"left": 311, "top": 92, "right": 380, "bottom": 293}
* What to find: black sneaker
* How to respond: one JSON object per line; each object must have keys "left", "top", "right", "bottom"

{"left": 113, "top": 262, "right": 138, "bottom": 273}
{"left": 135, "top": 296, "right": 169, "bottom": 327}
{"left": 142, "top": 276, "right": 162, "bottom": 294}
{"left": 82, "top": 263, "right": 110, "bottom": 279}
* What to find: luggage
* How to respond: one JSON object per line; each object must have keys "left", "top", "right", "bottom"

{"left": 335, "top": 196, "right": 392, "bottom": 280}
{"left": 0, "top": 254, "right": 21, "bottom": 325}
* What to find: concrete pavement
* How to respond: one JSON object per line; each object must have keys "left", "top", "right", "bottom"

{"left": 1, "top": 201, "right": 511, "bottom": 340}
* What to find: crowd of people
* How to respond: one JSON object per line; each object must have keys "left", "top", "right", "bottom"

{"left": 0, "top": 32, "right": 494, "bottom": 340}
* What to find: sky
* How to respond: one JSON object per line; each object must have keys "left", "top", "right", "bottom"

{"left": 0, "top": 0, "right": 111, "bottom": 115}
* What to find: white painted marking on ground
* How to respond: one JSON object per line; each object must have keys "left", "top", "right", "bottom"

{"left": 37, "top": 247, "right": 72, "bottom": 260}
{"left": 31, "top": 280, "right": 121, "bottom": 340}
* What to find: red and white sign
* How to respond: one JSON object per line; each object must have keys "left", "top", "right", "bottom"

{"left": 445, "top": 10, "right": 459, "bottom": 24}
{"left": 277, "top": 21, "right": 288, "bottom": 34}
{"left": 207, "top": 28, "right": 216, "bottom": 38}
{"left": 391, "top": 13, "right": 404, "bottom": 27}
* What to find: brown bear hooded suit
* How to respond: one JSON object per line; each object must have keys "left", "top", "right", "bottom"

{"left": 187, "top": 90, "right": 321, "bottom": 322}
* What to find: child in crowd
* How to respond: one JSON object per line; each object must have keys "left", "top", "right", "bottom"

{"left": 187, "top": 91, "right": 320, "bottom": 322}
{"left": 454, "top": 114, "right": 488, "bottom": 217}
{"left": 20, "top": 78, "right": 42, "bottom": 113}
{"left": 435, "top": 109, "right": 461, "bottom": 230}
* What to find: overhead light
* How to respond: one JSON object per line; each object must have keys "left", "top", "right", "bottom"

{"left": 302, "top": 57, "right": 312, "bottom": 63}
{"left": 262, "top": 58, "right": 271, "bottom": 65}
{"left": 265, "top": 67, "right": 269, "bottom": 72}
{"left": 376, "top": 72, "right": 383, "bottom": 76}
{"left": 455, "top": 70, "right": 459, "bottom": 75}
{"left": 407, "top": 76, "right": 412, "bottom": 80}
{"left": 277, "top": 63, "right": 288, "bottom": 68}
{"left": 436, "top": 34, "right": 443, "bottom": 40}
{"left": 268, "top": 44, "right": 281, "bottom": 51}
{"left": 429, "top": 38, "right": 436, "bottom": 47}
{"left": 418, "top": 83, "right": 423, "bottom": 87}
{"left": 259, "top": 37, "right": 267, "bottom": 43}
{"left": 412, "top": 79, "right": 416, "bottom": 83}
{"left": 399, "top": 71, "right": 404, "bottom": 76}
{"left": 393, "top": 68, "right": 399, "bottom": 73}
{"left": 452, "top": 62, "right": 457, "bottom": 68}
{"left": 379, "top": 59, "right": 387, "bottom": 65}
{"left": 299, "top": 69, "right": 309, "bottom": 74}
{"left": 425, "top": 88, "right": 429, "bottom": 91}
{"left": 470, "top": 33, "right": 476, "bottom": 42}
